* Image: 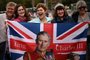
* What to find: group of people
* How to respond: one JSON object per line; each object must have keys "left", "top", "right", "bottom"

{"left": 0, "top": 0, "right": 90, "bottom": 60}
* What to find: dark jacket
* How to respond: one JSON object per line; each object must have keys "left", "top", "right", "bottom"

{"left": 72, "top": 11, "right": 90, "bottom": 22}
{"left": 72, "top": 11, "right": 79, "bottom": 22}
{"left": 51, "top": 16, "right": 74, "bottom": 23}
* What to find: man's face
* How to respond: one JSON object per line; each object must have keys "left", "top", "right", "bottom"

{"left": 37, "top": 34, "right": 50, "bottom": 52}
{"left": 6, "top": 6, "right": 15, "bottom": 17}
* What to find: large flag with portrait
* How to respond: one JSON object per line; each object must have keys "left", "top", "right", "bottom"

{"left": 7, "top": 21, "right": 88, "bottom": 60}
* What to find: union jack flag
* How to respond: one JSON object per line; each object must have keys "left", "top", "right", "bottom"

{"left": 7, "top": 21, "right": 88, "bottom": 60}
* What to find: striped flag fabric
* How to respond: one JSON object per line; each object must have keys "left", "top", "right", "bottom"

{"left": 7, "top": 21, "right": 88, "bottom": 60}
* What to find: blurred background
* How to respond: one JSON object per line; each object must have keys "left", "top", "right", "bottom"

{"left": 0, "top": 0, "right": 90, "bottom": 14}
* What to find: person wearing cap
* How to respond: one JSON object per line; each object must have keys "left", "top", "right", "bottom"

{"left": 51, "top": 3, "right": 74, "bottom": 23}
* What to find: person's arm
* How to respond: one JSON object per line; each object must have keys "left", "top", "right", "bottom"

{"left": 23, "top": 52, "right": 31, "bottom": 60}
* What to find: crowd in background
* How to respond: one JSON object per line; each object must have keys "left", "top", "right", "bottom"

{"left": 0, "top": 0, "right": 90, "bottom": 60}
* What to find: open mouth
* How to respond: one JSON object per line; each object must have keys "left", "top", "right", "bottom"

{"left": 38, "top": 13, "right": 43, "bottom": 16}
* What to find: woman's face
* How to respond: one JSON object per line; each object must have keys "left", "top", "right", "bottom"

{"left": 78, "top": 6, "right": 86, "bottom": 15}
{"left": 37, "top": 7, "right": 46, "bottom": 19}
{"left": 57, "top": 9, "right": 64, "bottom": 17}
{"left": 17, "top": 6, "right": 25, "bottom": 17}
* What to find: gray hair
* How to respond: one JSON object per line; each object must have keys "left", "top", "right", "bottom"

{"left": 36, "top": 31, "right": 51, "bottom": 44}
{"left": 76, "top": 0, "right": 87, "bottom": 10}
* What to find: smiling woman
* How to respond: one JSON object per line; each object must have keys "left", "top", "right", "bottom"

{"left": 51, "top": 3, "right": 74, "bottom": 23}
{"left": 28, "top": 3, "right": 52, "bottom": 23}
{"left": 14, "top": 4, "right": 30, "bottom": 22}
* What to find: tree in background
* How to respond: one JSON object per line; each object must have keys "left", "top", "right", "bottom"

{"left": 0, "top": 0, "right": 87, "bottom": 11}
{"left": 0, "top": 0, "right": 32, "bottom": 11}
